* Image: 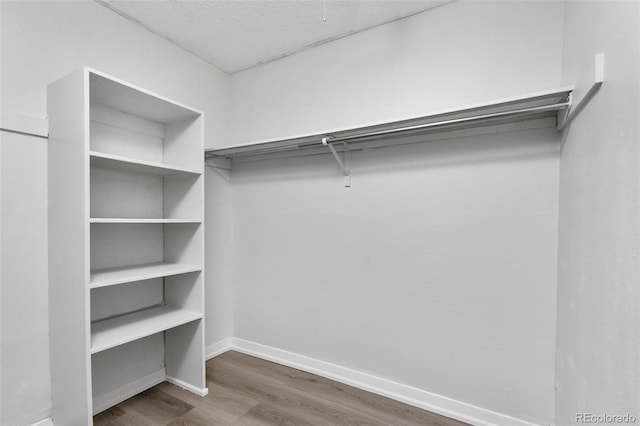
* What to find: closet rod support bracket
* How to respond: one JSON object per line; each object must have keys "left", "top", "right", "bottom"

{"left": 323, "top": 137, "right": 351, "bottom": 187}
{"left": 557, "top": 52, "right": 604, "bottom": 131}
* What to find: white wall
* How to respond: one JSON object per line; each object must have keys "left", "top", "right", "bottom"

{"left": 556, "top": 2, "right": 640, "bottom": 425}
{"left": 0, "top": 0, "right": 230, "bottom": 147}
{"left": 229, "top": 1, "right": 564, "bottom": 424}
{"left": 205, "top": 167, "right": 234, "bottom": 353}
{"left": 232, "top": 130, "right": 560, "bottom": 425}
{"left": 0, "top": 132, "right": 50, "bottom": 425}
{"left": 0, "top": 1, "right": 232, "bottom": 424}
{"left": 230, "top": 0, "right": 564, "bottom": 145}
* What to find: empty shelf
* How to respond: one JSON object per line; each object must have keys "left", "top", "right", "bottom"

{"left": 90, "top": 218, "right": 202, "bottom": 224}
{"left": 205, "top": 86, "right": 573, "bottom": 161}
{"left": 90, "top": 151, "right": 200, "bottom": 176}
{"left": 91, "top": 306, "right": 202, "bottom": 354}
{"left": 90, "top": 262, "right": 202, "bottom": 288}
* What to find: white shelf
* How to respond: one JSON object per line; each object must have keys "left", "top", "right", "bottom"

{"left": 90, "top": 262, "right": 202, "bottom": 288}
{"left": 90, "top": 69, "right": 202, "bottom": 124}
{"left": 90, "top": 218, "right": 202, "bottom": 224}
{"left": 90, "top": 151, "right": 200, "bottom": 176}
{"left": 90, "top": 306, "right": 202, "bottom": 354}
{"left": 205, "top": 86, "right": 573, "bottom": 162}
{"left": 49, "top": 67, "right": 206, "bottom": 423}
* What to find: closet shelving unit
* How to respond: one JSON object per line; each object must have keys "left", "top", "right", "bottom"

{"left": 48, "top": 67, "right": 206, "bottom": 425}
{"left": 205, "top": 87, "right": 574, "bottom": 185}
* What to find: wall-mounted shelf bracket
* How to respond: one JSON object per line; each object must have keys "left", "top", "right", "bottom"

{"left": 323, "top": 137, "right": 351, "bottom": 187}
{"left": 557, "top": 52, "right": 604, "bottom": 131}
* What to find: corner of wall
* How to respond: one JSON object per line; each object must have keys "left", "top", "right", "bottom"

{"left": 555, "top": 1, "right": 640, "bottom": 424}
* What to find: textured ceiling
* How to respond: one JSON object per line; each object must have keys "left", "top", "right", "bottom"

{"left": 97, "top": 0, "right": 454, "bottom": 74}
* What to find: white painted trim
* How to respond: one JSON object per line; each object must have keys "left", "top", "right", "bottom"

{"left": 87, "top": 336, "right": 540, "bottom": 425}
{"left": 0, "top": 107, "right": 48, "bottom": 138}
{"left": 166, "top": 375, "right": 209, "bottom": 397}
{"left": 30, "top": 418, "right": 54, "bottom": 426}
{"left": 205, "top": 337, "right": 232, "bottom": 360}
{"left": 229, "top": 338, "right": 542, "bottom": 426}
{"left": 92, "top": 368, "right": 166, "bottom": 415}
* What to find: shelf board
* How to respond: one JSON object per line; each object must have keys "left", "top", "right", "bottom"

{"left": 90, "top": 151, "right": 200, "bottom": 176}
{"left": 89, "top": 69, "right": 202, "bottom": 123}
{"left": 90, "top": 218, "right": 202, "bottom": 224}
{"left": 91, "top": 306, "right": 202, "bottom": 354}
{"left": 90, "top": 262, "right": 202, "bottom": 289}
{"left": 205, "top": 86, "right": 573, "bottom": 161}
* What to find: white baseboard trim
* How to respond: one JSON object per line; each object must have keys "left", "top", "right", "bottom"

{"left": 31, "top": 418, "right": 54, "bottom": 426}
{"left": 166, "top": 375, "right": 209, "bottom": 397}
{"left": 92, "top": 368, "right": 166, "bottom": 415}
{"left": 205, "top": 337, "right": 232, "bottom": 360}
{"left": 228, "top": 338, "right": 541, "bottom": 426}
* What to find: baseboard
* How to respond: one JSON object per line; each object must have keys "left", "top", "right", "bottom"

{"left": 229, "top": 338, "right": 541, "bottom": 426}
{"left": 92, "top": 368, "right": 166, "bottom": 415}
{"left": 166, "top": 375, "right": 209, "bottom": 397}
{"left": 205, "top": 337, "right": 232, "bottom": 360}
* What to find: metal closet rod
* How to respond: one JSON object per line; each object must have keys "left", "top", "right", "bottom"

{"left": 315, "top": 102, "right": 570, "bottom": 146}
{"left": 207, "top": 97, "right": 571, "bottom": 159}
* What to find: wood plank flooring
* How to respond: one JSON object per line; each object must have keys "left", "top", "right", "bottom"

{"left": 94, "top": 351, "right": 468, "bottom": 426}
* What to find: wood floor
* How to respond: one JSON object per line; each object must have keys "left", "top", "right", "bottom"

{"left": 94, "top": 351, "right": 468, "bottom": 426}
